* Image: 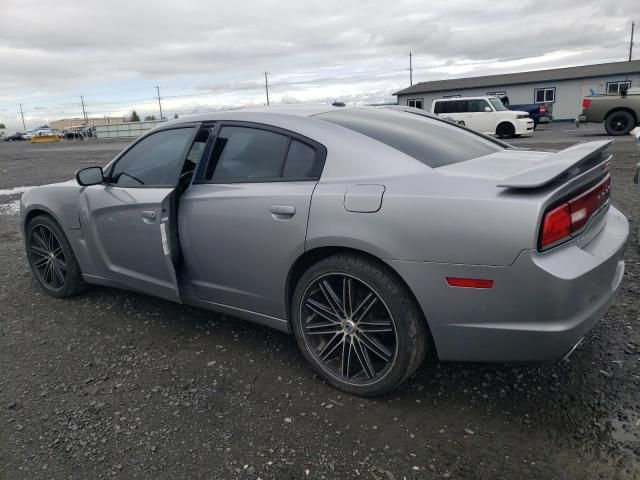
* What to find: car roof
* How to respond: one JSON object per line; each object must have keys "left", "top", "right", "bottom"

{"left": 164, "top": 104, "right": 386, "bottom": 126}
{"left": 164, "top": 104, "right": 441, "bottom": 127}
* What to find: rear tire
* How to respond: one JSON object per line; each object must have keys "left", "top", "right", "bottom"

{"left": 291, "top": 253, "right": 428, "bottom": 396}
{"left": 25, "top": 215, "right": 87, "bottom": 298}
{"left": 604, "top": 110, "right": 635, "bottom": 136}
{"left": 496, "top": 122, "right": 516, "bottom": 139}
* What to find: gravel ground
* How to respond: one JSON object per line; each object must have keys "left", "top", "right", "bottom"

{"left": 0, "top": 125, "right": 639, "bottom": 480}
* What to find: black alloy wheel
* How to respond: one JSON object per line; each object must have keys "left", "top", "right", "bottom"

{"left": 604, "top": 111, "right": 635, "bottom": 136}
{"left": 26, "top": 215, "right": 87, "bottom": 297}
{"left": 300, "top": 272, "right": 398, "bottom": 384}
{"left": 28, "top": 224, "right": 67, "bottom": 291}
{"left": 292, "top": 254, "right": 428, "bottom": 396}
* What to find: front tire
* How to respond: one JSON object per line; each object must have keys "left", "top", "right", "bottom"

{"left": 496, "top": 122, "right": 516, "bottom": 139}
{"left": 604, "top": 110, "right": 635, "bottom": 136}
{"left": 292, "top": 254, "right": 428, "bottom": 396}
{"left": 25, "top": 215, "right": 87, "bottom": 298}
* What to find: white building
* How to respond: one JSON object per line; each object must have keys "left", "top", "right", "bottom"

{"left": 395, "top": 60, "right": 640, "bottom": 120}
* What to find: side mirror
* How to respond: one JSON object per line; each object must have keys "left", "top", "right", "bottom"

{"left": 76, "top": 166, "right": 104, "bottom": 186}
{"left": 484, "top": 106, "right": 492, "bottom": 112}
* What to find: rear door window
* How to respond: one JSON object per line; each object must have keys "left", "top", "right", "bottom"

{"left": 204, "top": 126, "right": 324, "bottom": 182}
{"left": 282, "top": 139, "right": 322, "bottom": 179}
{"left": 468, "top": 99, "right": 490, "bottom": 112}
{"left": 452, "top": 100, "right": 469, "bottom": 113}
{"left": 209, "top": 126, "right": 289, "bottom": 182}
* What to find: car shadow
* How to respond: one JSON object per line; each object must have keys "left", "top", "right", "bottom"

{"left": 65, "top": 283, "right": 619, "bottom": 450}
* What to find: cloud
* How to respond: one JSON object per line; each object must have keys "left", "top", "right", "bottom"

{"left": 0, "top": 0, "right": 635, "bottom": 127}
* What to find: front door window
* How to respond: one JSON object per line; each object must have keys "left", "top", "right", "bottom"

{"left": 110, "top": 128, "right": 195, "bottom": 187}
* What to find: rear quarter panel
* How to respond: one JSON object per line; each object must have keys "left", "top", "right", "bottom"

{"left": 307, "top": 171, "right": 539, "bottom": 267}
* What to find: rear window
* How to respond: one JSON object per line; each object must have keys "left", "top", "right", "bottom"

{"left": 434, "top": 100, "right": 468, "bottom": 114}
{"left": 316, "top": 108, "right": 504, "bottom": 168}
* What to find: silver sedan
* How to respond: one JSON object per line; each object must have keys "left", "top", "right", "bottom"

{"left": 20, "top": 105, "right": 628, "bottom": 396}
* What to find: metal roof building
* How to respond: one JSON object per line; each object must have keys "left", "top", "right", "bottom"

{"left": 394, "top": 60, "right": 640, "bottom": 120}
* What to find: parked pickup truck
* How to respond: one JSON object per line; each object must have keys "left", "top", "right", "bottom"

{"left": 576, "top": 87, "right": 640, "bottom": 135}
{"left": 508, "top": 103, "right": 552, "bottom": 128}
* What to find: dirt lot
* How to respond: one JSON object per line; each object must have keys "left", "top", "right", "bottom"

{"left": 1, "top": 124, "right": 639, "bottom": 480}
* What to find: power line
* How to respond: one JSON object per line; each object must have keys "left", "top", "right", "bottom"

{"left": 6, "top": 66, "right": 414, "bottom": 123}
{"left": 155, "top": 86, "right": 163, "bottom": 119}
{"left": 60, "top": 96, "right": 157, "bottom": 107}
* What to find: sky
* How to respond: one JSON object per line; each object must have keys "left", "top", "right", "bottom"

{"left": 0, "top": 0, "right": 636, "bottom": 129}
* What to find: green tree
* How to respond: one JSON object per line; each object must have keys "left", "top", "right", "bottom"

{"left": 0, "top": 123, "right": 6, "bottom": 129}
{"left": 144, "top": 115, "right": 156, "bottom": 121}
{"left": 129, "top": 110, "right": 140, "bottom": 122}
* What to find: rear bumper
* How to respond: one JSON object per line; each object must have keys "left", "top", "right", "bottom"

{"left": 389, "top": 206, "right": 628, "bottom": 362}
{"left": 575, "top": 114, "right": 588, "bottom": 126}
{"left": 537, "top": 116, "right": 552, "bottom": 124}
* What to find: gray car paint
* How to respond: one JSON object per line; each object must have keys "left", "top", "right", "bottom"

{"left": 21, "top": 105, "right": 629, "bottom": 362}
{"left": 178, "top": 181, "right": 316, "bottom": 319}
{"left": 79, "top": 185, "right": 180, "bottom": 302}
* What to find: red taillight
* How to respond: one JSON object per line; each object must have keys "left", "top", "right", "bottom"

{"left": 541, "top": 203, "right": 571, "bottom": 247}
{"left": 446, "top": 277, "right": 494, "bottom": 289}
{"left": 539, "top": 104, "right": 546, "bottom": 114}
{"left": 582, "top": 98, "right": 592, "bottom": 109}
{"left": 539, "top": 175, "right": 610, "bottom": 249}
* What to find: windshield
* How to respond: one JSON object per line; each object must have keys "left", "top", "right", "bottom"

{"left": 489, "top": 97, "right": 507, "bottom": 111}
{"left": 316, "top": 108, "right": 504, "bottom": 168}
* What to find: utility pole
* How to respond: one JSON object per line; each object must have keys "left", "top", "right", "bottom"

{"left": 80, "top": 95, "right": 88, "bottom": 124}
{"left": 19, "top": 103, "right": 26, "bottom": 130}
{"left": 155, "top": 86, "right": 163, "bottom": 119}
{"left": 408, "top": 51, "right": 413, "bottom": 86}
{"left": 630, "top": 20, "right": 635, "bottom": 61}
{"left": 264, "top": 72, "right": 270, "bottom": 106}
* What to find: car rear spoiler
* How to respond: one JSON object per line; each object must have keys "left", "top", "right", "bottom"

{"left": 498, "top": 139, "right": 613, "bottom": 189}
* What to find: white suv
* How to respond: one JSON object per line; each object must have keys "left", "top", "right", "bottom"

{"left": 431, "top": 96, "right": 534, "bottom": 138}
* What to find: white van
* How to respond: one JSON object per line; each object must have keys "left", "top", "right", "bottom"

{"left": 431, "top": 96, "right": 534, "bottom": 138}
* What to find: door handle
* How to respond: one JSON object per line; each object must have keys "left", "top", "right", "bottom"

{"left": 270, "top": 205, "right": 296, "bottom": 219}
{"left": 141, "top": 210, "right": 157, "bottom": 222}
